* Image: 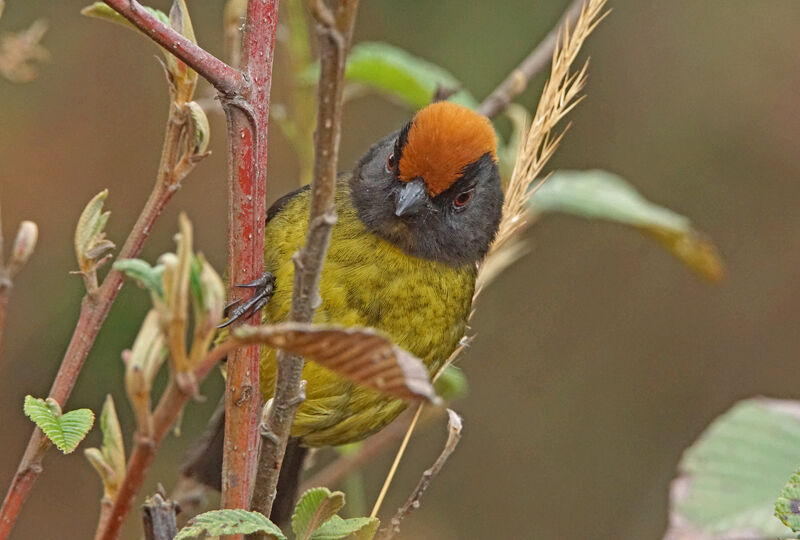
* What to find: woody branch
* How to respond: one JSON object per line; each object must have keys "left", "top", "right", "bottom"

{"left": 248, "top": 0, "right": 360, "bottom": 522}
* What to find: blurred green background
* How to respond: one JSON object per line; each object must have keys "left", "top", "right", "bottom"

{"left": 2, "top": 0, "right": 799, "bottom": 538}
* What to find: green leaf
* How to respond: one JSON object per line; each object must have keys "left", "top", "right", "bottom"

{"left": 776, "top": 470, "right": 800, "bottom": 533}
{"left": 74, "top": 189, "right": 115, "bottom": 276}
{"left": 433, "top": 365, "right": 468, "bottom": 402}
{"left": 305, "top": 41, "right": 477, "bottom": 110}
{"left": 114, "top": 258, "right": 164, "bottom": 297}
{"left": 23, "top": 395, "right": 94, "bottom": 454}
{"left": 310, "top": 515, "right": 379, "bottom": 540}
{"left": 175, "top": 509, "right": 286, "bottom": 540}
{"left": 531, "top": 170, "right": 724, "bottom": 281}
{"left": 292, "top": 487, "right": 346, "bottom": 540}
{"left": 81, "top": 2, "right": 169, "bottom": 31}
{"left": 84, "top": 395, "right": 126, "bottom": 500}
{"left": 666, "top": 398, "right": 800, "bottom": 538}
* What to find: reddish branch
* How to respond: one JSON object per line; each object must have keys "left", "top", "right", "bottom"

{"left": 0, "top": 0, "right": 279, "bottom": 536}
{"left": 101, "top": 0, "right": 242, "bottom": 95}
{"left": 248, "top": 0, "right": 359, "bottom": 520}
{"left": 220, "top": 0, "right": 278, "bottom": 516}
{"left": 0, "top": 112, "right": 191, "bottom": 539}
{"left": 96, "top": 343, "right": 228, "bottom": 540}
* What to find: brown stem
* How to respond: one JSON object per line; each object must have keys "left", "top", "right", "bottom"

{"left": 0, "top": 107, "right": 195, "bottom": 539}
{"left": 375, "top": 410, "right": 463, "bottom": 540}
{"left": 102, "top": 0, "right": 243, "bottom": 95}
{"left": 96, "top": 347, "right": 222, "bottom": 540}
{"left": 248, "top": 0, "right": 359, "bottom": 522}
{"left": 219, "top": 0, "right": 279, "bottom": 520}
{"left": 477, "top": 0, "right": 584, "bottom": 119}
{"left": 93, "top": 499, "right": 113, "bottom": 540}
{"left": 141, "top": 492, "right": 179, "bottom": 540}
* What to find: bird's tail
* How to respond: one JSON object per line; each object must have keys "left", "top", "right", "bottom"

{"left": 178, "top": 399, "right": 308, "bottom": 526}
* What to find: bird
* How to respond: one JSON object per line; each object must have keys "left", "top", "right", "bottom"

{"left": 181, "top": 100, "right": 503, "bottom": 521}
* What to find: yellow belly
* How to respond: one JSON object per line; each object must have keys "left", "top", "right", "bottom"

{"left": 260, "top": 180, "right": 475, "bottom": 447}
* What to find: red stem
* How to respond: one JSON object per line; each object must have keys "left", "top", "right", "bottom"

{"left": 97, "top": 353, "right": 222, "bottom": 540}
{"left": 101, "top": 0, "right": 243, "bottom": 95}
{"left": 220, "top": 0, "right": 278, "bottom": 516}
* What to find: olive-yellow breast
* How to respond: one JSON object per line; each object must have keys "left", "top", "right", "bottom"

{"left": 258, "top": 101, "right": 503, "bottom": 447}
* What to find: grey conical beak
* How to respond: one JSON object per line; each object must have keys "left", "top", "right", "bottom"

{"left": 395, "top": 179, "right": 428, "bottom": 217}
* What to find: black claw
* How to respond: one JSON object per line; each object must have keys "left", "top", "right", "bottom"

{"left": 236, "top": 274, "right": 273, "bottom": 289}
{"left": 218, "top": 272, "right": 275, "bottom": 329}
{"left": 223, "top": 298, "right": 243, "bottom": 317}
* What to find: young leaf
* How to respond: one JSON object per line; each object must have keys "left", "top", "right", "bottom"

{"left": 304, "top": 41, "right": 478, "bottom": 110}
{"left": 80, "top": 2, "right": 169, "bottom": 31}
{"left": 775, "top": 469, "right": 800, "bottom": 533}
{"left": 74, "top": 189, "right": 115, "bottom": 284}
{"left": 531, "top": 170, "right": 724, "bottom": 281}
{"left": 292, "top": 487, "right": 345, "bottom": 540}
{"left": 232, "top": 323, "right": 441, "bottom": 403}
{"left": 665, "top": 398, "right": 800, "bottom": 538}
{"left": 433, "top": 365, "right": 468, "bottom": 403}
{"left": 84, "top": 395, "right": 126, "bottom": 500}
{"left": 113, "top": 258, "right": 165, "bottom": 297}
{"left": 310, "top": 515, "right": 379, "bottom": 540}
{"left": 23, "top": 395, "right": 94, "bottom": 454}
{"left": 174, "top": 509, "right": 286, "bottom": 540}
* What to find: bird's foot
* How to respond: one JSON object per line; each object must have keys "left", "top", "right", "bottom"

{"left": 218, "top": 272, "right": 275, "bottom": 328}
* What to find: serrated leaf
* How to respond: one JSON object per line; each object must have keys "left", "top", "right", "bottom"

{"left": 175, "top": 509, "right": 286, "bottom": 540}
{"left": 81, "top": 2, "right": 169, "bottom": 31}
{"left": 310, "top": 515, "right": 379, "bottom": 540}
{"left": 305, "top": 41, "right": 477, "bottom": 110}
{"left": 292, "top": 488, "right": 345, "bottom": 540}
{"left": 23, "top": 395, "right": 94, "bottom": 454}
{"left": 114, "top": 258, "right": 165, "bottom": 297}
{"left": 776, "top": 470, "right": 800, "bottom": 533}
{"left": 665, "top": 398, "right": 800, "bottom": 538}
{"left": 531, "top": 170, "right": 724, "bottom": 281}
{"left": 232, "top": 324, "right": 440, "bottom": 403}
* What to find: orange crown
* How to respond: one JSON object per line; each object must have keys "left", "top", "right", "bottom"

{"left": 398, "top": 102, "right": 497, "bottom": 196}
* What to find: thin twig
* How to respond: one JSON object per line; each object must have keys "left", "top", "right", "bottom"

{"left": 478, "top": 0, "right": 584, "bottom": 119}
{"left": 248, "top": 0, "right": 359, "bottom": 522}
{"left": 375, "top": 410, "right": 463, "bottom": 540}
{"left": 298, "top": 408, "right": 421, "bottom": 493}
{"left": 219, "top": 0, "right": 278, "bottom": 517}
{"left": 101, "top": 0, "right": 242, "bottom": 95}
{"left": 0, "top": 99, "right": 205, "bottom": 539}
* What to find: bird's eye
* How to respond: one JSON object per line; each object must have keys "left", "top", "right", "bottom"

{"left": 453, "top": 189, "right": 473, "bottom": 209}
{"left": 385, "top": 152, "right": 396, "bottom": 173}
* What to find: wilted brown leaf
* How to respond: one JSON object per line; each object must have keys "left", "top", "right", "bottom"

{"left": 232, "top": 323, "right": 440, "bottom": 403}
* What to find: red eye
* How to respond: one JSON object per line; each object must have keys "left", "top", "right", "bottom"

{"left": 386, "top": 152, "right": 395, "bottom": 172}
{"left": 453, "top": 189, "right": 473, "bottom": 208}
